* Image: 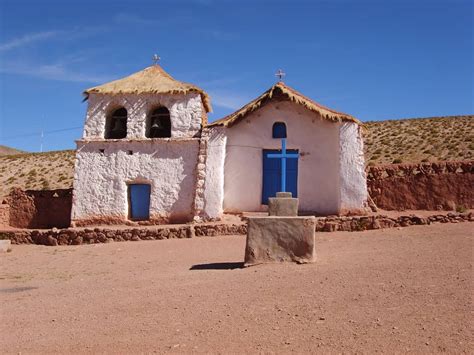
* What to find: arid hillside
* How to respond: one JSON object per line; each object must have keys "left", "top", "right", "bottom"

{"left": 0, "top": 150, "right": 75, "bottom": 198}
{"left": 0, "top": 145, "right": 24, "bottom": 156}
{"left": 364, "top": 115, "right": 473, "bottom": 165}
{"left": 0, "top": 115, "right": 472, "bottom": 197}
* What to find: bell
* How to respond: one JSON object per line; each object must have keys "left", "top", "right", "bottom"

{"left": 151, "top": 118, "right": 163, "bottom": 129}
{"left": 109, "top": 119, "right": 126, "bottom": 139}
{"left": 112, "top": 119, "right": 124, "bottom": 132}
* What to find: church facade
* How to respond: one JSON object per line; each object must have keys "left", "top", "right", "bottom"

{"left": 71, "top": 65, "right": 367, "bottom": 226}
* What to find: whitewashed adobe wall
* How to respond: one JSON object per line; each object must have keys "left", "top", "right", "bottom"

{"left": 71, "top": 140, "right": 199, "bottom": 224}
{"left": 200, "top": 127, "right": 227, "bottom": 219}
{"left": 82, "top": 92, "right": 203, "bottom": 139}
{"left": 222, "top": 100, "right": 341, "bottom": 214}
{"left": 339, "top": 122, "right": 368, "bottom": 213}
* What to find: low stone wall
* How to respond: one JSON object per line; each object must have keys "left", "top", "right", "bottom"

{"left": 367, "top": 160, "right": 473, "bottom": 211}
{"left": 7, "top": 188, "right": 72, "bottom": 229}
{"left": 1, "top": 213, "right": 471, "bottom": 246}
{"left": 315, "top": 212, "right": 473, "bottom": 232}
{"left": 1, "top": 223, "right": 247, "bottom": 246}
{"left": 194, "top": 223, "right": 247, "bottom": 236}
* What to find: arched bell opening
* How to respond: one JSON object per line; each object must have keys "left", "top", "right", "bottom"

{"left": 105, "top": 107, "right": 127, "bottom": 139}
{"left": 146, "top": 106, "right": 171, "bottom": 138}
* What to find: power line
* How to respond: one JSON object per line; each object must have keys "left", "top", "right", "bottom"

{"left": 0, "top": 126, "right": 83, "bottom": 141}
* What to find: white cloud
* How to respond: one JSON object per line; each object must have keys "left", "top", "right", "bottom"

{"left": 209, "top": 90, "right": 250, "bottom": 110}
{"left": 0, "top": 62, "right": 112, "bottom": 84}
{"left": 0, "top": 31, "right": 62, "bottom": 52}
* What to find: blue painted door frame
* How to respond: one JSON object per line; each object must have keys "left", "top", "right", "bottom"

{"left": 262, "top": 149, "right": 298, "bottom": 204}
{"left": 129, "top": 184, "right": 151, "bottom": 220}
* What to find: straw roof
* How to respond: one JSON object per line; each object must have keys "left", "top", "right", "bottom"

{"left": 208, "top": 82, "right": 360, "bottom": 127}
{"left": 84, "top": 65, "right": 212, "bottom": 112}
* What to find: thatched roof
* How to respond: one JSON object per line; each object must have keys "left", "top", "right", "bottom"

{"left": 84, "top": 65, "right": 212, "bottom": 112}
{"left": 208, "top": 82, "right": 360, "bottom": 127}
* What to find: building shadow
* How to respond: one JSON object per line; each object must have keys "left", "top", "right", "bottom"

{"left": 190, "top": 262, "right": 245, "bottom": 270}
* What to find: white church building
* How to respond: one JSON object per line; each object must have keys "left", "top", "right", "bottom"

{"left": 71, "top": 64, "right": 367, "bottom": 226}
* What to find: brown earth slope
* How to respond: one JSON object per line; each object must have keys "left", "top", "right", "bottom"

{"left": 0, "top": 115, "right": 472, "bottom": 197}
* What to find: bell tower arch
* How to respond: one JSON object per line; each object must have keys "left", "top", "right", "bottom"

{"left": 146, "top": 106, "right": 171, "bottom": 138}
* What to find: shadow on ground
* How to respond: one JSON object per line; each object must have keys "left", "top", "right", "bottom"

{"left": 0, "top": 286, "right": 38, "bottom": 293}
{"left": 190, "top": 262, "right": 244, "bottom": 270}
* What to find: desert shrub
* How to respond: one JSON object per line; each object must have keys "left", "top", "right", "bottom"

{"left": 456, "top": 205, "right": 467, "bottom": 213}
{"left": 41, "top": 179, "right": 50, "bottom": 190}
{"left": 392, "top": 158, "right": 402, "bottom": 164}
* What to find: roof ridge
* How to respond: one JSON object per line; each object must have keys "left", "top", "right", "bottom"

{"left": 274, "top": 82, "right": 352, "bottom": 118}
{"left": 82, "top": 65, "right": 212, "bottom": 113}
{"left": 208, "top": 82, "right": 360, "bottom": 127}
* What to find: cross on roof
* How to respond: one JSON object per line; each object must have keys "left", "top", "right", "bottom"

{"left": 152, "top": 54, "right": 161, "bottom": 65}
{"left": 275, "top": 69, "right": 286, "bottom": 82}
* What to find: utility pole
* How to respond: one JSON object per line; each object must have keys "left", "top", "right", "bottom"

{"left": 40, "top": 128, "right": 44, "bottom": 152}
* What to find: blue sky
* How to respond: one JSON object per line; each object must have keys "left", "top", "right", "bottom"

{"left": 0, "top": 0, "right": 472, "bottom": 152}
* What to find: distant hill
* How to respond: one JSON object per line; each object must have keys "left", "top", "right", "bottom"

{"left": 0, "top": 145, "right": 25, "bottom": 156}
{"left": 364, "top": 115, "right": 473, "bottom": 165}
{"left": 0, "top": 115, "right": 472, "bottom": 197}
{"left": 0, "top": 150, "right": 75, "bottom": 198}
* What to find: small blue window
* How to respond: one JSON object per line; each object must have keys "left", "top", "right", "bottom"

{"left": 272, "top": 122, "right": 287, "bottom": 138}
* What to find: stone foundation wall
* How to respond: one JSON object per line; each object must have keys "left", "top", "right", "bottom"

{"left": 2, "top": 223, "right": 246, "bottom": 245}
{"left": 2, "top": 212, "right": 471, "bottom": 246}
{"left": 315, "top": 212, "right": 473, "bottom": 232}
{"left": 367, "top": 160, "right": 473, "bottom": 211}
{"left": 7, "top": 188, "right": 72, "bottom": 229}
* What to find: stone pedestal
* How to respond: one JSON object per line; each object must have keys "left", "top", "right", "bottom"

{"left": 0, "top": 240, "right": 12, "bottom": 253}
{"left": 244, "top": 216, "right": 316, "bottom": 266}
{"left": 268, "top": 192, "right": 298, "bottom": 216}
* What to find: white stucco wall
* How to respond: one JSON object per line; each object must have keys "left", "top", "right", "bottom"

{"left": 339, "top": 122, "right": 368, "bottom": 212}
{"left": 82, "top": 92, "right": 204, "bottom": 139}
{"left": 222, "top": 100, "right": 341, "bottom": 214}
{"left": 71, "top": 139, "right": 199, "bottom": 223}
{"left": 202, "top": 127, "right": 227, "bottom": 218}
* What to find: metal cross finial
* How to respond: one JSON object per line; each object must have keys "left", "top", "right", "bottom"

{"left": 275, "top": 69, "right": 286, "bottom": 82}
{"left": 152, "top": 54, "right": 160, "bottom": 65}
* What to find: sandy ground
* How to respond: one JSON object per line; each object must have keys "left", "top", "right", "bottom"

{"left": 1, "top": 224, "right": 472, "bottom": 354}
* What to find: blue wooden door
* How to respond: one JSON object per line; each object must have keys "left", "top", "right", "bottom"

{"left": 262, "top": 149, "right": 298, "bottom": 204}
{"left": 129, "top": 184, "right": 151, "bottom": 220}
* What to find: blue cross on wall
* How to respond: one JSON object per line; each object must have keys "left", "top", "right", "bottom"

{"left": 267, "top": 138, "right": 299, "bottom": 192}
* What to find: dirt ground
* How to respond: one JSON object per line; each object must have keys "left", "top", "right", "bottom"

{"left": 1, "top": 224, "right": 472, "bottom": 354}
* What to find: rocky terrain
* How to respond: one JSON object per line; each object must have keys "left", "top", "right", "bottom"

{"left": 0, "top": 115, "right": 472, "bottom": 197}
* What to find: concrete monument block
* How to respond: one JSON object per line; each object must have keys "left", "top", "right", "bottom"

{"left": 268, "top": 197, "right": 298, "bottom": 216}
{"left": 244, "top": 216, "right": 316, "bottom": 265}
